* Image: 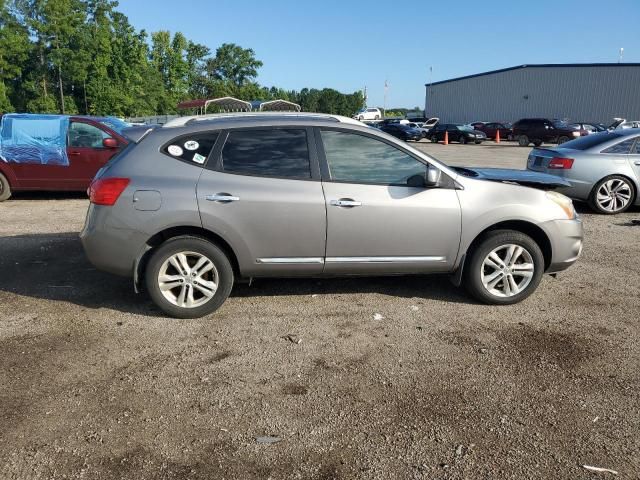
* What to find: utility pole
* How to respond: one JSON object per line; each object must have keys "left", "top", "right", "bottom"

{"left": 383, "top": 79, "right": 388, "bottom": 116}
{"left": 363, "top": 86, "right": 367, "bottom": 108}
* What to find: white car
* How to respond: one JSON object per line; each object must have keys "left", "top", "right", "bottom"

{"left": 423, "top": 117, "right": 439, "bottom": 131}
{"left": 353, "top": 108, "right": 382, "bottom": 121}
{"left": 610, "top": 118, "right": 640, "bottom": 130}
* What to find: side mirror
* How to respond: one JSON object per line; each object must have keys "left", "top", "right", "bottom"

{"left": 425, "top": 165, "right": 442, "bottom": 187}
{"left": 102, "top": 138, "right": 119, "bottom": 149}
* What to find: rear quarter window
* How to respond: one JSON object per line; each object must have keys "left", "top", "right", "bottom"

{"left": 558, "top": 132, "right": 623, "bottom": 151}
{"left": 163, "top": 132, "right": 218, "bottom": 165}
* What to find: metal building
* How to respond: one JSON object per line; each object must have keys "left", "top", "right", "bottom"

{"left": 424, "top": 63, "right": 640, "bottom": 124}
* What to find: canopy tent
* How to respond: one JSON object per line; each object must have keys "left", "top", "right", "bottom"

{"left": 177, "top": 97, "right": 253, "bottom": 114}
{"left": 257, "top": 99, "right": 301, "bottom": 112}
{"left": 177, "top": 97, "right": 301, "bottom": 115}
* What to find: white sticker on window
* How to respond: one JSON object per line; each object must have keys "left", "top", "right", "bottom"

{"left": 168, "top": 145, "right": 183, "bottom": 156}
{"left": 192, "top": 153, "right": 206, "bottom": 164}
{"left": 184, "top": 140, "right": 199, "bottom": 151}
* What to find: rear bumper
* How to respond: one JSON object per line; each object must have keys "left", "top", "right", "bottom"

{"left": 80, "top": 204, "right": 147, "bottom": 277}
{"left": 541, "top": 216, "right": 584, "bottom": 273}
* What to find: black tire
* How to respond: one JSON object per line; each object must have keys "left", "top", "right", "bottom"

{"left": 0, "top": 172, "right": 12, "bottom": 202}
{"left": 421, "top": 131, "right": 426, "bottom": 138}
{"left": 557, "top": 136, "right": 569, "bottom": 144}
{"left": 588, "top": 175, "right": 636, "bottom": 214}
{"left": 517, "top": 135, "right": 529, "bottom": 147}
{"left": 375, "top": 115, "right": 380, "bottom": 120}
{"left": 145, "top": 236, "right": 234, "bottom": 319}
{"left": 430, "top": 135, "right": 438, "bottom": 143}
{"left": 459, "top": 135, "right": 467, "bottom": 144}
{"left": 474, "top": 141, "right": 482, "bottom": 144}
{"left": 463, "top": 230, "right": 544, "bottom": 305}
{"left": 532, "top": 139, "right": 543, "bottom": 147}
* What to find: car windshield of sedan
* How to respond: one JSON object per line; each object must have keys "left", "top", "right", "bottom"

{"left": 457, "top": 125, "right": 474, "bottom": 131}
{"left": 555, "top": 132, "right": 623, "bottom": 150}
{"left": 552, "top": 120, "right": 570, "bottom": 129}
{"left": 100, "top": 117, "right": 132, "bottom": 134}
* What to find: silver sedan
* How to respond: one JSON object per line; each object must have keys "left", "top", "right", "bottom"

{"left": 527, "top": 129, "right": 640, "bottom": 214}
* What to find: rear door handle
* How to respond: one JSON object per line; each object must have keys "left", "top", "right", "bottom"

{"left": 330, "top": 198, "right": 362, "bottom": 207}
{"left": 205, "top": 193, "right": 239, "bottom": 203}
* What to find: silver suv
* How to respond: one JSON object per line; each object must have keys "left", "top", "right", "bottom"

{"left": 81, "top": 113, "right": 583, "bottom": 318}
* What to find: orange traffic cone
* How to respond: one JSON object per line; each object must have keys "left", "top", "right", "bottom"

{"left": 495, "top": 129, "right": 501, "bottom": 143}
{"left": 444, "top": 130, "right": 449, "bottom": 145}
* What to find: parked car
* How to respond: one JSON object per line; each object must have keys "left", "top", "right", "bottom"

{"left": 569, "top": 122, "right": 606, "bottom": 135}
{"left": 512, "top": 118, "right": 582, "bottom": 147}
{"left": 408, "top": 122, "right": 430, "bottom": 138}
{"left": 0, "top": 114, "right": 129, "bottom": 201}
{"left": 473, "top": 122, "right": 513, "bottom": 140}
{"left": 80, "top": 112, "right": 582, "bottom": 318}
{"left": 609, "top": 118, "right": 640, "bottom": 130}
{"left": 380, "top": 118, "right": 410, "bottom": 125}
{"left": 429, "top": 124, "right": 487, "bottom": 144}
{"left": 379, "top": 123, "right": 423, "bottom": 141}
{"left": 527, "top": 129, "right": 640, "bottom": 214}
{"left": 353, "top": 107, "right": 382, "bottom": 121}
{"left": 423, "top": 117, "right": 439, "bottom": 131}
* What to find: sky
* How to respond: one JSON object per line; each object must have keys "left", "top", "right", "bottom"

{"left": 117, "top": 0, "right": 640, "bottom": 109}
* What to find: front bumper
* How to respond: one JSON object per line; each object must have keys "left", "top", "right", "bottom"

{"left": 541, "top": 216, "right": 584, "bottom": 273}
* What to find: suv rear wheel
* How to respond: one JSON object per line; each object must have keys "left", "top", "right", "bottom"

{"left": 145, "top": 236, "right": 234, "bottom": 318}
{"left": 0, "top": 173, "right": 11, "bottom": 202}
{"left": 517, "top": 135, "right": 529, "bottom": 147}
{"left": 464, "top": 230, "right": 544, "bottom": 305}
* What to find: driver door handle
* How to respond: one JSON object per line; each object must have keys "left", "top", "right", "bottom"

{"left": 206, "top": 193, "right": 239, "bottom": 203}
{"left": 330, "top": 198, "right": 362, "bottom": 207}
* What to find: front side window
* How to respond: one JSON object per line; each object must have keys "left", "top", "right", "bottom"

{"left": 321, "top": 130, "right": 428, "bottom": 185}
{"left": 602, "top": 138, "right": 636, "bottom": 154}
{"left": 68, "top": 122, "right": 112, "bottom": 148}
{"left": 164, "top": 132, "right": 218, "bottom": 165}
{"left": 221, "top": 129, "right": 310, "bottom": 179}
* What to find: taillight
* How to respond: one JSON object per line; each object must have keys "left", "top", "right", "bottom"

{"left": 548, "top": 157, "right": 574, "bottom": 169}
{"left": 88, "top": 177, "right": 130, "bottom": 205}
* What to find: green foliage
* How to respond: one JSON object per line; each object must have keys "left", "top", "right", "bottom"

{"left": 1, "top": 0, "right": 364, "bottom": 117}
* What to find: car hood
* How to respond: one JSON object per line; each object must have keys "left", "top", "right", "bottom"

{"left": 453, "top": 167, "right": 571, "bottom": 190}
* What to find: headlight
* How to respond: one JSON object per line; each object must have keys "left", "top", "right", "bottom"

{"left": 546, "top": 191, "right": 576, "bottom": 219}
{"left": 571, "top": 131, "right": 580, "bottom": 137}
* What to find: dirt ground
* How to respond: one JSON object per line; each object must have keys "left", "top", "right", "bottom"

{"left": 1, "top": 142, "right": 639, "bottom": 479}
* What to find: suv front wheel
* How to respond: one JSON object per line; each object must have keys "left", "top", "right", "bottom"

{"left": 145, "top": 236, "right": 234, "bottom": 318}
{"left": 464, "top": 230, "right": 544, "bottom": 305}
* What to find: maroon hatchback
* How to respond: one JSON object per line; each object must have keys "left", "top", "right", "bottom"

{"left": 0, "top": 114, "right": 129, "bottom": 201}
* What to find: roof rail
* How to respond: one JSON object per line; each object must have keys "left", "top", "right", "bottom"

{"left": 162, "top": 111, "right": 364, "bottom": 128}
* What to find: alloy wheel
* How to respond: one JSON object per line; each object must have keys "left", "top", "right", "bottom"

{"left": 157, "top": 251, "right": 219, "bottom": 308}
{"left": 480, "top": 244, "right": 535, "bottom": 298}
{"left": 596, "top": 179, "right": 632, "bottom": 212}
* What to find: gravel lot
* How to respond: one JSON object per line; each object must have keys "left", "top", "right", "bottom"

{"left": 1, "top": 142, "right": 639, "bottom": 479}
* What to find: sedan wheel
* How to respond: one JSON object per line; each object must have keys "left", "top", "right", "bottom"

{"left": 145, "top": 236, "right": 234, "bottom": 318}
{"left": 430, "top": 136, "right": 438, "bottom": 143}
{"left": 464, "top": 230, "right": 544, "bottom": 305}
{"left": 590, "top": 176, "right": 635, "bottom": 214}
{"left": 459, "top": 135, "right": 467, "bottom": 144}
{"left": 558, "top": 136, "right": 569, "bottom": 144}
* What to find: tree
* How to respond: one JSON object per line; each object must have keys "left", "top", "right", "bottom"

{"left": 0, "top": 0, "right": 31, "bottom": 111}
{"left": 207, "top": 43, "right": 262, "bottom": 87}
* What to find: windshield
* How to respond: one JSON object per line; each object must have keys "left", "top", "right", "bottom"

{"left": 100, "top": 117, "right": 132, "bottom": 134}
{"left": 458, "top": 125, "right": 474, "bottom": 131}
{"left": 553, "top": 131, "right": 624, "bottom": 150}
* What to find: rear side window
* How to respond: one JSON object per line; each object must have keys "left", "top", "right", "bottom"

{"left": 602, "top": 138, "right": 636, "bottom": 154}
{"left": 164, "top": 132, "right": 218, "bottom": 165}
{"left": 221, "top": 129, "right": 310, "bottom": 179}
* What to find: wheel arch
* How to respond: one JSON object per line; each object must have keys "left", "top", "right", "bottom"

{"left": 464, "top": 220, "right": 553, "bottom": 271}
{"left": 134, "top": 225, "right": 241, "bottom": 291}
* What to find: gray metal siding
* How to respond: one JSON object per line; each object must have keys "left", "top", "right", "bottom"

{"left": 425, "top": 66, "right": 640, "bottom": 124}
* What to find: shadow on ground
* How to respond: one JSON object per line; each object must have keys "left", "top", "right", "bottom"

{"left": 0, "top": 233, "right": 473, "bottom": 316}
